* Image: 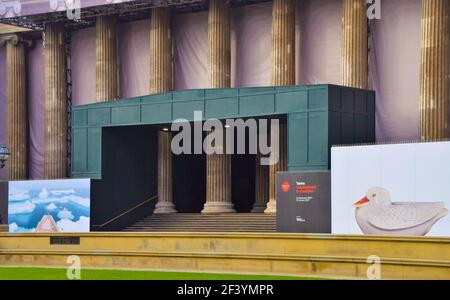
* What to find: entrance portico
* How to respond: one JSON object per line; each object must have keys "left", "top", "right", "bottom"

{"left": 71, "top": 84, "right": 375, "bottom": 230}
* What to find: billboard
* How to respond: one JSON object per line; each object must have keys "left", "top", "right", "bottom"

{"left": 8, "top": 179, "right": 90, "bottom": 233}
{"left": 276, "top": 171, "right": 331, "bottom": 233}
{"left": 331, "top": 142, "right": 450, "bottom": 237}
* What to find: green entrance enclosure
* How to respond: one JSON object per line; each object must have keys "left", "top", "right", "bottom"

{"left": 71, "top": 84, "right": 375, "bottom": 179}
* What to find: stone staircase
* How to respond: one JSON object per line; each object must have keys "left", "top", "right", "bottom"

{"left": 124, "top": 213, "right": 277, "bottom": 232}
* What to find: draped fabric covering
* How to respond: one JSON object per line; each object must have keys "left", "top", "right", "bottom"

{"left": 297, "top": 0, "right": 342, "bottom": 85}
{"left": 27, "top": 41, "right": 45, "bottom": 179}
{"left": 369, "top": 0, "right": 421, "bottom": 141}
{"left": 173, "top": 10, "right": 209, "bottom": 90}
{"left": 71, "top": 27, "right": 96, "bottom": 106}
{"left": 0, "top": 0, "right": 429, "bottom": 179}
{"left": 119, "top": 19, "right": 150, "bottom": 98}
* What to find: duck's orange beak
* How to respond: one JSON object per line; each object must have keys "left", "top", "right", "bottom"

{"left": 353, "top": 196, "right": 370, "bottom": 208}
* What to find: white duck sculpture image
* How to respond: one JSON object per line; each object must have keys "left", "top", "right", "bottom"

{"left": 354, "top": 187, "right": 448, "bottom": 236}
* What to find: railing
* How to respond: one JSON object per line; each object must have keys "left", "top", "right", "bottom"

{"left": 92, "top": 195, "right": 158, "bottom": 229}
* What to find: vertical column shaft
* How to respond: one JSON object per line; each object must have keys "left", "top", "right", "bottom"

{"left": 203, "top": 0, "right": 234, "bottom": 214}
{"left": 271, "top": 0, "right": 295, "bottom": 87}
{"left": 150, "top": 7, "right": 172, "bottom": 94}
{"left": 208, "top": 0, "right": 230, "bottom": 88}
{"left": 45, "top": 23, "right": 67, "bottom": 179}
{"left": 3, "top": 36, "right": 27, "bottom": 179}
{"left": 252, "top": 155, "right": 269, "bottom": 212}
{"left": 341, "top": 0, "right": 368, "bottom": 89}
{"left": 154, "top": 131, "right": 176, "bottom": 214}
{"left": 420, "top": 0, "right": 450, "bottom": 140}
{"left": 149, "top": 8, "right": 176, "bottom": 213}
{"left": 265, "top": 0, "right": 294, "bottom": 214}
{"left": 96, "top": 15, "right": 118, "bottom": 102}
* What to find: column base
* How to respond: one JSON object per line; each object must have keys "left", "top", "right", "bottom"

{"left": 153, "top": 202, "right": 177, "bottom": 214}
{"left": 201, "top": 202, "right": 236, "bottom": 214}
{"left": 264, "top": 200, "right": 276, "bottom": 214}
{"left": 251, "top": 205, "right": 267, "bottom": 213}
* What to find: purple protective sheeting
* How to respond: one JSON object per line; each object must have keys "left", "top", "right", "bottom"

{"left": 119, "top": 19, "right": 150, "bottom": 98}
{"left": 173, "top": 10, "right": 208, "bottom": 90}
{"left": 298, "top": 0, "right": 342, "bottom": 85}
{"left": 71, "top": 27, "right": 96, "bottom": 106}
{"left": 27, "top": 39, "right": 45, "bottom": 179}
{"left": 369, "top": 0, "right": 421, "bottom": 141}
{"left": 231, "top": 2, "right": 272, "bottom": 87}
{"left": 0, "top": 47, "right": 6, "bottom": 180}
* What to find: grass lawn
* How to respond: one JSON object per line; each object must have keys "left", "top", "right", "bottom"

{"left": 0, "top": 267, "right": 323, "bottom": 280}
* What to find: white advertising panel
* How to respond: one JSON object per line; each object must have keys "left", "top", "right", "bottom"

{"left": 331, "top": 142, "right": 450, "bottom": 237}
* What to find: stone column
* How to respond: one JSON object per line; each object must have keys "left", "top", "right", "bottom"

{"left": 265, "top": 123, "right": 287, "bottom": 214}
{"left": 265, "top": 0, "right": 294, "bottom": 214}
{"left": 271, "top": 0, "right": 295, "bottom": 86}
{"left": 252, "top": 155, "right": 269, "bottom": 212}
{"left": 202, "top": 0, "right": 234, "bottom": 214}
{"left": 341, "top": 0, "right": 368, "bottom": 89}
{"left": 0, "top": 35, "right": 30, "bottom": 180}
{"left": 96, "top": 15, "right": 118, "bottom": 102}
{"left": 149, "top": 8, "right": 176, "bottom": 213}
{"left": 154, "top": 131, "right": 177, "bottom": 214}
{"left": 149, "top": 7, "right": 172, "bottom": 94}
{"left": 420, "top": 0, "right": 450, "bottom": 140}
{"left": 45, "top": 23, "right": 67, "bottom": 179}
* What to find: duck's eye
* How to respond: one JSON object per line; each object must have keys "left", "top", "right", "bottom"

{"left": 372, "top": 194, "right": 376, "bottom": 197}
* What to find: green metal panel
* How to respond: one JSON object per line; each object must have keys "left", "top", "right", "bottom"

{"left": 111, "top": 106, "right": 140, "bottom": 124}
{"left": 308, "top": 88, "right": 328, "bottom": 110}
{"left": 173, "top": 100, "right": 204, "bottom": 120}
{"left": 205, "top": 88, "right": 238, "bottom": 98}
{"left": 205, "top": 97, "right": 239, "bottom": 119}
{"left": 88, "top": 108, "right": 111, "bottom": 126}
{"left": 72, "top": 128, "right": 87, "bottom": 172}
{"left": 287, "top": 112, "right": 309, "bottom": 167}
{"left": 141, "top": 103, "right": 172, "bottom": 124}
{"left": 87, "top": 127, "right": 102, "bottom": 174}
{"left": 73, "top": 110, "right": 87, "bottom": 127}
{"left": 71, "top": 84, "right": 376, "bottom": 179}
{"left": 173, "top": 89, "right": 205, "bottom": 100}
{"left": 239, "top": 93, "right": 275, "bottom": 116}
{"left": 308, "top": 111, "right": 329, "bottom": 164}
{"left": 275, "top": 91, "right": 307, "bottom": 112}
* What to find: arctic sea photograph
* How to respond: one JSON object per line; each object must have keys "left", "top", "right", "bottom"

{"left": 8, "top": 179, "right": 90, "bottom": 233}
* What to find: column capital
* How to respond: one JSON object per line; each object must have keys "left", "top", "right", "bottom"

{"left": 0, "top": 34, "right": 32, "bottom": 48}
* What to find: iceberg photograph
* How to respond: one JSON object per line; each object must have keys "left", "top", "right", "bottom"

{"left": 8, "top": 179, "right": 90, "bottom": 233}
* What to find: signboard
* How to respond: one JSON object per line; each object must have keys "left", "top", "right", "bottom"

{"left": 8, "top": 179, "right": 91, "bottom": 233}
{"left": 276, "top": 171, "right": 331, "bottom": 233}
{"left": 332, "top": 142, "right": 450, "bottom": 237}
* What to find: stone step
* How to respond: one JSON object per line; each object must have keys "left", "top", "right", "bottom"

{"left": 124, "top": 213, "right": 277, "bottom": 232}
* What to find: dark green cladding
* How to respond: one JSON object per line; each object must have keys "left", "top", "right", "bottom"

{"left": 71, "top": 84, "right": 375, "bottom": 179}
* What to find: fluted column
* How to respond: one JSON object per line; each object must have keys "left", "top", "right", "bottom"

{"left": 96, "top": 15, "right": 118, "bottom": 102}
{"left": 0, "top": 35, "right": 30, "bottom": 180}
{"left": 149, "top": 8, "right": 176, "bottom": 213}
{"left": 271, "top": 0, "right": 295, "bottom": 86}
{"left": 202, "top": 0, "right": 234, "bottom": 214}
{"left": 265, "top": 0, "right": 294, "bottom": 214}
{"left": 207, "top": 0, "right": 231, "bottom": 87}
{"left": 420, "top": 0, "right": 450, "bottom": 140}
{"left": 150, "top": 7, "right": 172, "bottom": 94}
{"left": 45, "top": 23, "right": 67, "bottom": 179}
{"left": 154, "top": 131, "right": 177, "bottom": 214}
{"left": 341, "top": 0, "right": 368, "bottom": 89}
{"left": 252, "top": 155, "right": 269, "bottom": 212}
{"left": 265, "top": 123, "right": 287, "bottom": 214}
